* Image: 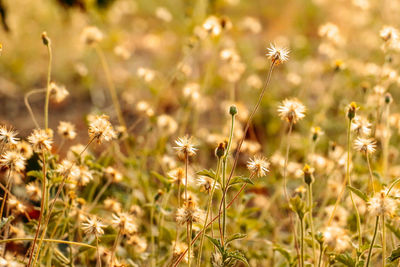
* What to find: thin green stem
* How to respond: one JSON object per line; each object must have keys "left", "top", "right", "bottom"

{"left": 150, "top": 200, "right": 155, "bottom": 267}
{"left": 283, "top": 121, "right": 293, "bottom": 203}
{"left": 307, "top": 184, "right": 317, "bottom": 265}
{"left": 366, "top": 153, "right": 375, "bottom": 195}
{"left": 24, "top": 89, "right": 46, "bottom": 129}
{"left": 196, "top": 158, "right": 222, "bottom": 267}
{"left": 382, "top": 215, "right": 386, "bottom": 267}
{"left": 366, "top": 216, "right": 379, "bottom": 267}
{"left": 318, "top": 243, "right": 324, "bottom": 267}
{"left": 28, "top": 151, "right": 47, "bottom": 267}
{"left": 94, "top": 44, "right": 126, "bottom": 129}
{"left": 44, "top": 42, "right": 52, "bottom": 130}
{"left": 109, "top": 228, "right": 122, "bottom": 266}
{"left": 387, "top": 177, "right": 400, "bottom": 196}
{"left": 187, "top": 222, "right": 192, "bottom": 267}
{"left": 95, "top": 234, "right": 101, "bottom": 267}
{"left": 0, "top": 238, "right": 95, "bottom": 248}
{"left": 300, "top": 218, "right": 304, "bottom": 267}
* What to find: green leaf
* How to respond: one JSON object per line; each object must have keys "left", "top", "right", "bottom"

{"left": 335, "top": 253, "right": 356, "bottom": 267}
{"left": 347, "top": 186, "right": 369, "bottom": 202}
{"left": 229, "top": 176, "right": 254, "bottom": 187}
{"left": 197, "top": 169, "right": 216, "bottom": 179}
{"left": 27, "top": 170, "right": 43, "bottom": 180}
{"left": 225, "top": 233, "right": 247, "bottom": 245}
{"left": 388, "top": 246, "right": 400, "bottom": 262}
{"left": 273, "top": 245, "right": 292, "bottom": 263}
{"left": 151, "top": 171, "right": 170, "bottom": 185}
{"left": 227, "top": 251, "right": 250, "bottom": 267}
{"left": 206, "top": 235, "right": 224, "bottom": 254}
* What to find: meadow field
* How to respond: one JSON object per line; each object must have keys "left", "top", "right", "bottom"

{"left": 1, "top": 0, "right": 400, "bottom": 266}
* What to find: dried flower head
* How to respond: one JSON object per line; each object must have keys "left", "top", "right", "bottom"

{"left": 0, "top": 151, "right": 26, "bottom": 172}
{"left": 351, "top": 115, "right": 371, "bottom": 136}
{"left": 16, "top": 141, "right": 33, "bottom": 159}
{"left": 354, "top": 137, "right": 377, "bottom": 154}
{"left": 112, "top": 212, "right": 137, "bottom": 234}
{"left": 247, "top": 155, "right": 270, "bottom": 177}
{"left": 50, "top": 82, "right": 69, "bottom": 103}
{"left": 174, "top": 136, "right": 197, "bottom": 159}
{"left": 277, "top": 98, "right": 306, "bottom": 124}
{"left": 82, "top": 217, "right": 106, "bottom": 236}
{"left": 57, "top": 121, "right": 77, "bottom": 140}
{"left": 196, "top": 176, "right": 219, "bottom": 193}
{"left": 88, "top": 114, "right": 117, "bottom": 143}
{"left": 266, "top": 43, "right": 290, "bottom": 65}
{"left": 27, "top": 129, "right": 53, "bottom": 152}
{"left": 172, "top": 241, "right": 192, "bottom": 263}
{"left": 0, "top": 126, "right": 19, "bottom": 146}
{"left": 368, "top": 190, "right": 397, "bottom": 217}
{"left": 81, "top": 26, "right": 103, "bottom": 45}
{"left": 167, "top": 167, "right": 186, "bottom": 185}
{"left": 176, "top": 200, "right": 205, "bottom": 225}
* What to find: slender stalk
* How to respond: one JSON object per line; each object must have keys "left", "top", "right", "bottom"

{"left": 300, "top": 218, "right": 304, "bottom": 267}
{"left": 366, "top": 153, "right": 375, "bottom": 195}
{"left": 217, "top": 110, "right": 235, "bottom": 246}
{"left": 24, "top": 89, "right": 46, "bottom": 129}
{"left": 382, "top": 104, "right": 390, "bottom": 179}
{"left": 317, "top": 243, "right": 324, "bottom": 267}
{"left": 366, "top": 216, "right": 379, "bottom": 267}
{"left": 94, "top": 44, "right": 126, "bottom": 129}
{"left": 387, "top": 177, "right": 400, "bottom": 196}
{"left": 27, "top": 151, "right": 47, "bottom": 267}
{"left": 44, "top": 40, "right": 52, "bottom": 130}
{"left": 150, "top": 199, "right": 155, "bottom": 267}
{"left": 219, "top": 62, "right": 275, "bottom": 215}
{"left": 95, "top": 234, "right": 101, "bottom": 267}
{"left": 282, "top": 121, "right": 293, "bottom": 202}
{"left": 0, "top": 169, "right": 12, "bottom": 220}
{"left": 31, "top": 137, "right": 94, "bottom": 266}
{"left": 109, "top": 228, "right": 122, "bottom": 266}
{"left": 185, "top": 153, "right": 188, "bottom": 203}
{"left": 307, "top": 184, "right": 317, "bottom": 265}
{"left": 196, "top": 158, "right": 222, "bottom": 267}
{"left": 382, "top": 215, "right": 386, "bottom": 267}
{"left": 187, "top": 222, "right": 192, "bottom": 267}
{"left": 0, "top": 238, "right": 95, "bottom": 248}
{"left": 173, "top": 175, "right": 254, "bottom": 267}
{"left": 328, "top": 119, "right": 362, "bottom": 256}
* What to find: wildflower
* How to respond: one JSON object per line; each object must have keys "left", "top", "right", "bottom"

{"left": 81, "top": 26, "right": 103, "bottom": 45}
{"left": 347, "top": 102, "right": 358, "bottom": 120}
{"left": 196, "top": 176, "right": 219, "bottom": 193}
{"left": 172, "top": 241, "right": 192, "bottom": 263}
{"left": 368, "top": 190, "right": 397, "bottom": 217}
{"left": 354, "top": 137, "right": 377, "bottom": 154}
{"left": 303, "top": 164, "right": 314, "bottom": 185}
{"left": 203, "top": 16, "right": 222, "bottom": 36}
{"left": 82, "top": 217, "right": 106, "bottom": 236}
{"left": 27, "top": 128, "right": 53, "bottom": 152}
{"left": 104, "top": 198, "right": 122, "bottom": 213}
{"left": 26, "top": 182, "right": 41, "bottom": 201}
{"left": 88, "top": 114, "right": 117, "bottom": 143}
{"left": 311, "top": 126, "right": 324, "bottom": 142}
{"left": 247, "top": 155, "right": 270, "bottom": 177}
{"left": 323, "top": 226, "right": 350, "bottom": 252}
{"left": 277, "top": 98, "right": 306, "bottom": 124}
{"left": 380, "top": 26, "right": 399, "bottom": 42}
{"left": 176, "top": 200, "right": 205, "bottom": 225}
{"left": 174, "top": 136, "right": 197, "bottom": 159}
{"left": 112, "top": 212, "right": 137, "bottom": 234}
{"left": 127, "top": 235, "right": 147, "bottom": 253}
{"left": 16, "top": 141, "right": 33, "bottom": 159}
{"left": 0, "top": 151, "right": 26, "bottom": 172}
{"left": 50, "top": 82, "right": 69, "bottom": 103}
{"left": 0, "top": 126, "right": 19, "bottom": 146}
{"left": 105, "top": 166, "right": 123, "bottom": 183}
{"left": 266, "top": 43, "right": 290, "bottom": 65}
{"left": 351, "top": 115, "right": 371, "bottom": 136}
{"left": 57, "top": 121, "right": 77, "bottom": 140}
{"left": 167, "top": 167, "right": 186, "bottom": 185}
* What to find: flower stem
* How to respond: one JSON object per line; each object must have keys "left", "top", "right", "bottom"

{"left": 44, "top": 41, "right": 52, "bottom": 130}
{"left": 317, "top": 243, "right": 324, "bottom": 267}
{"left": 366, "top": 216, "right": 379, "bottom": 267}
{"left": 94, "top": 44, "right": 126, "bottom": 130}
{"left": 24, "top": 89, "right": 46, "bottom": 129}
{"left": 382, "top": 215, "right": 386, "bottom": 267}
{"left": 28, "top": 151, "right": 47, "bottom": 267}
{"left": 95, "top": 234, "right": 101, "bottom": 267}
{"left": 187, "top": 222, "right": 192, "bottom": 267}
{"left": 366, "top": 152, "right": 375, "bottom": 195}
{"left": 196, "top": 158, "right": 221, "bottom": 267}
{"left": 300, "top": 217, "right": 304, "bottom": 267}
{"left": 307, "top": 183, "right": 317, "bottom": 265}
{"left": 0, "top": 238, "right": 95, "bottom": 248}
{"left": 282, "top": 121, "right": 293, "bottom": 203}
{"left": 109, "top": 228, "right": 122, "bottom": 266}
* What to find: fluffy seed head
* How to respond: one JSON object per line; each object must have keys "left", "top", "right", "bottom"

{"left": 277, "top": 98, "right": 306, "bottom": 124}
{"left": 368, "top": 190, "right": 397, "bottom": 217}
{"left": 247, "top": 155, "right": 270, "bottom": 177}
{"left": 266, "top": 43, "right": 290, "bottom": 65}
{"left": 88, "top": 114, "right": 117, "bottom": 144}
{"left": 0, "top": 151, "right": 26, "bottom": 172}
{"left": 27, "top": 129, "right": 53, "bottom": 152}
{"left": 174, "top": 136, "right": 197, "bottom": 159}
{"left": 353, "top": 137, "right": 377, "bottom": 154}
{"left": 57, "top": 121, "right": 77, "bottom": 140}
{"left": 82, "top": 217, "right": 106, "bottom": 236}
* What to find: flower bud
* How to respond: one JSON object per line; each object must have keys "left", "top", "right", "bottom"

{"left": 42, "top": 32, "right": 50, "bottom": 46}
{"left": 347, "top": 102, "right": 358, "bottom": 120}
{"left": 215, "top": 142, "right": 226, "bottom": 158}
{"left": 229, "top": 105, "right": 238, "bottom": 116}
{"left": 303, "top": 164, "right": 314, "bottom": 185}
